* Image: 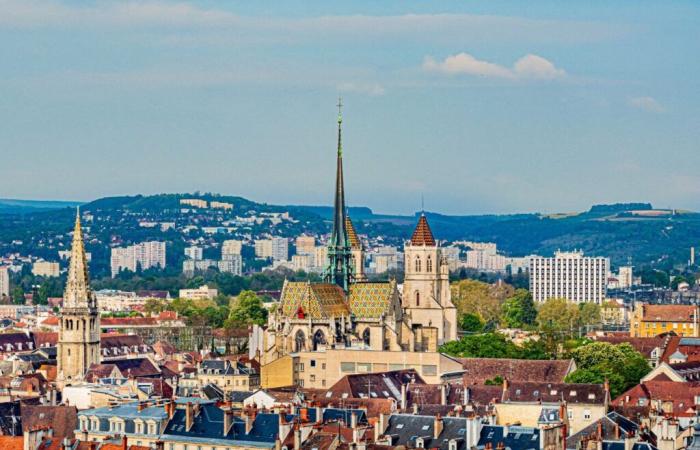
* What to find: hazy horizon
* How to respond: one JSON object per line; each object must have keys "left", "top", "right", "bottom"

{"left": 2, "top": 1, "right": 698, "bottom": 215}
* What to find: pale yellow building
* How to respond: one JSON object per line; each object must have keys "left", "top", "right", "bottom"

{"left": 630, "top": 303, "right": 699, "bottom": 337}
{"left": 32, "top": 260, "right": 60, "bottom": 277}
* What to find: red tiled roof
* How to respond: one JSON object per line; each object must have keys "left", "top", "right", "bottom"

{"left": 640, "top": 304, "right": 697, "bottom": 322}
{"left": 590, "top": 335, "right": 668, "bottom": 359}
{"left": 410, "top": 215, "right": 436, "bottom": 246}
{"left": 41, "top": 316, "right": 59, "bottom": 326}
{"left": 0, "top": 437, "right": 24, "bottom": 450}
{"left": 458, "top": 358, "right": 574, "bottom": 385}
{"left": 21, "top": 405, "right": 77, "bottom": 439}
{"left": 33, "top": 332, "right": 58, "bottom": 348}
{"left": 613, "top": 380, "right": 700, "bottom": 417}
{"left": 101, "top": 317, "right": 158, "bottom": 326}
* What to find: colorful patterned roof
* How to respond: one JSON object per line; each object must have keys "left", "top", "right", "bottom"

{"left": 345, "top": 216, "right": 363, "bottom": 250}
{"left": 410, "top": 214, "right": 436, "bottom": 246}
{"left": 348, "top": 282, "right": 397, "bottom": 318}
{"left": 279, "top": 281, "right": 350, "bottom": 319}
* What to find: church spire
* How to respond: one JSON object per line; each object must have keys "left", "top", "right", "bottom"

{"left": 324, "top": 98, "right": 353, "bottom": 291}
{"left": 63, "top": 208, "right": 94, "bottom": 308}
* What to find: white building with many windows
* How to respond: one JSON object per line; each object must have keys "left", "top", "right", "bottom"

{"left": 529, "top": 251, "right": 609, "bottom": 304}
{"left": 110, "top": 241, "right": 166, "bottom": 277}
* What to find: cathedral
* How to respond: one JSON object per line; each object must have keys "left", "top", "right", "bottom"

{"left": 57, "top": 210, "right": 101, "bottom": 386}
{"left": 257, "top": 104, "right": 458, "bottom": 367}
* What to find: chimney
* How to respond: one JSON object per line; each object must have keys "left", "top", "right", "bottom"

{"left": 624, "top": 431, "right": 635, "bottom": 450}
{"left": 412, "top": 403, "right": 419, "bottom": 415}
{"left": 377, "top": 413, "right": 387, "bottom": 437}
{"left": 293, "top": 426, "right": 302, "bottom": 450}
{"left": 62, "top": 438, "right": 71, "bottom": 450}
{"left": 440, "top": 384, "right": 447, "bottom": 406}
{"left": 315, "top": 406, "right": 323, "bottom": 424}
{"left": 350, "top": 412, "right": 358, "bottom": 430}
{"left": 155, "top": 441, "right": 164, "bottom": 450}
{"left": 464, "top": 387, "right": 470, "bottom": 405}
{"left": 244, "top": 412, "right": 253, "bottom": 434}
{"left": 401, "top": 384, "right": 407, "bottom": 410}
{"left": 275, "top": 438, "right": 282, "bottom": 450}
{"left": 300, "top": 407, "right": 309, "bottom": 423}
{"left": 434, "top": 414, "right": 444, "bottom": 440}
{"left": 121, "top": 435, "right": 128, "bottom": 450}
{"left": 137, "top": 402, "right": 145, "bottom": 412}
{"left": 223, "top": 410, "right": 233, "bottom": 436}
{"left": 185, "top": 402, "right": 194, "bottom": 432}
{"left": 502, "top": 378, "right": 509, "bottom": 393}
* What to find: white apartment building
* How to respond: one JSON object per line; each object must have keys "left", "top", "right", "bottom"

{"left": 218, "top": 255, "right": 242, "bottom": 276}
{"left": 32, "top": 261, "right": 60, "bottom": 277}
{"left": 0, "top": 266, "right": 9, "bottom": 298}
{"left": 184, "top": 246, "right": 203, "bottom": 260}
{"left": 111, "top": 241, "right": 166, "bottom": 277}
{"left": 271, "top": 237, "right": 288, "bottom": 261}
{"left": 291, "top": 254, "right": 313, "bottom": 272}
{"left": 210, "top": 201, "right": 233, "bottom": 210}
{"left": 465, "top": 250, "right": 507, "bottom": 271}
{"left": 222, "top": 239, "right": 243, "bottom": 256}
{"left": 529, "top": 251, "right": 609, "bottom": 304}
{"left": 180, "top": 198, "right": 208, "bottom": 208}
{"left": 179, "top": 285, "right": 218, "bottom": 300}
{"left": 295, "top": 236, "right": 316, "bottom": 255}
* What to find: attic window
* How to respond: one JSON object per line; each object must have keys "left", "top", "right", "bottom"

{"left": 325, "top": 392, "right": 332, "bottom": 398}
{"left": 396, "top": 424, "right": 404, "bottom": 430}
{"left": 342, "top": 393, "right": 348, "bottom": 399}
{"left": 383, "top": 391, "right": 390, "bottom": 397}
{"left": 533, "top": 390, "right": 539, "bottom": 397}
{"left": 422, "top": 425, "right": 430, "bottom": 431}
{"left": 570, "top": 391, "right": 577, "bottom": 396}
{"left": 550, "top": 390, "right": 557, "bottom": 395}
{"left": 515, "top": 389, "right": 521, "bottom": 395}
{"left": 588, "top": 394, "right": 595, "bottom": 400}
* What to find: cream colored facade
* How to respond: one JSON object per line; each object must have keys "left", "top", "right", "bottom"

{"left": 495, "top": 401, "right": 606, "bottom": 435}
{"left": 179, "top": 285, "right": 218, "bottom": 300}
{"left": 32, "top": 260, "right": 60, "bottom": 277}
{"left": 222, "top": 239, "right": 243, "bottom": 256}
{"left": 295, "top": 235, "right": 316, "bottom": 255}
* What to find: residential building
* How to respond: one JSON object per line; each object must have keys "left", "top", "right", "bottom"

{"left": 600, "top": 300, "right": 629, "bottom": 326}
{"left": 184, "top": 246, "right": 203, "bottom": 260}
{"left": 32, "top": 261, "right": 60, "bottom": 277}
{"left": 630, "top": 303, "right": 699, "bottom": 337}
{"left": 180, "top": 198, "right": 208, "bottom": 208}
{"left": 529, "top": 251, "right": 609, "bottom": 303}
{"left": 111, "top": 242, "right": 166, "bottom": 277}
{"left": 210, "top": 201, "right": 233, "bottom": 210}
{"left": 218, "top": 256, "right": 242, "bottom": 276}
{"left": 291, "top": 254, "right": 313, "bottom": 272}
{"left": 58, "top": 212, "right": 101, "bottom": 386}
{"left": 271, "top": 237, "right": 288, "bottom": 261}
{"left": 182, "top": 259, "right": 217, "bottom": 275}
{"left": 0, "top": 266, "right": 8, "bottom": 299}
{"left": 295, "top": 235, "right": 315, "bottom": 255}
{"left": 314, "top": 246, "right": 328, "bottom": 270}
{"left": 76, "top": 401, "right": 169, "bottom": 447}
{"left": 254, "top": 239, "right": 273, "bottom": 259}
{"left": 222, "top": 239, "right": 243, "bottom": 256}
{"left": 197, "top": 360, "right": 260, "bottom": 393}
{"left": 179, "top": 285, "right": 218, "bottom": 300}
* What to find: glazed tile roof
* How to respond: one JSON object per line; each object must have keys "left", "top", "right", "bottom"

{"left": 348, "top": 282, "right": 397, "bottom": 318}
{"left": 345, "top": 217, "right": 362, "bottom": 250}
{"left": 410, "top": 214, "right": 436, "bottom": 246}
{"left": 279, "top": 282, "right": 349, "bottom": 319}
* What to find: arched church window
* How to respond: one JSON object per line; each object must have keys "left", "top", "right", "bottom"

{"left": 362, "top": 328, "right": 371, "bottom": 347}
{"left": 415, "top": 256, "right": 421, "bottom": 272}
{"left": 415, "top": 291, "right": 420, "bottom": 307}
{"left": 427, "top": 255, "right": 433, "bottom": 272}
{"left": 294, "top": 330, "right": 306, "bottom": 353}
{"left": 312, "top": 329, "right": 327, "bottom": 351}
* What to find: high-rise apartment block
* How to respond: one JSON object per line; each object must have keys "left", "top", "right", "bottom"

{"left": 185, "top": 246, "right": 203, "bottom": 260}
{"left": 110, "top": 241, "right": 166, "bottom": 277}
{"left": 254, "top": 239, "right": 273, "bottom": 259}
{"left": 0, "top": 266, "right": 9, "bottom": 298}
{"left": 529, "top": 251, "right": 609, "bottom": 304}
{"left": 32, "top": 261, "right": 60, "bottom": 277}
{"left": 271, "top": 237, "right": 288, "bottom": 261}
{"left": 222, "top": 240, "right": 243, "bottom": 257}
{"left": 295, "top": 236, "right": 316, "bottom": 255}
{"left": 218, "top": 255, "right": 242, "bottom": 276}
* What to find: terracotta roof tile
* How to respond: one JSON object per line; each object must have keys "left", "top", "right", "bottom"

{"left": 458, "top": 358, "right": 574, "bottom": 384}
{"left": 640, "top": 304, "right": 697, "bottom": 322}
{"left": 410, "top": 215, "right": 436, "bottom": 246}
{"left": 0, "top": 437, "right": 24, "bottom": 450}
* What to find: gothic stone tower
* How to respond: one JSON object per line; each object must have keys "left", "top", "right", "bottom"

{"left": 403, "top": 214, "right": 458, "bottom": 344}
{"left": 57, "top": 210, "right": 100, "bottom": 385}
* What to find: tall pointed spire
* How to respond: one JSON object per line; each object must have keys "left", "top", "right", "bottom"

{"left": 63, "top": 208, "right": 94, "bottom": 308}
{"left": 324, "top": 98, "right": 353, "bottom": 291}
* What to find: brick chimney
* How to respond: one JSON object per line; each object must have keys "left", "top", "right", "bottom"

{"left": 440, "top": 384, "right": 447, "bottom": 406}
{"left": 121, "top": 435, "right": 128, "bottom": 450}
{"left": 185, "top": 402, "right": 194, "bottom": 431}
{"left": 434, "top": 414, "right": 444, "bottom": 440}
{"left": 223, "top": 409, "right": 233, "bottom": 436}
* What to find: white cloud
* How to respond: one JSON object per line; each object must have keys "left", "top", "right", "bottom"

{"left": 337, "top": 82, "right": 386, "bottom": 96}
{"left": 513, "top": 54, "right": 566, "bottom": 79}
{"left": 423, "top": 52, "right": 566, "bottom": 80}
{"left": 628, "top": 96, "right": 666, "bottom": 113}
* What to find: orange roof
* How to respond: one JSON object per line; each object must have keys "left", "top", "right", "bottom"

{"left": 0, "top": 436, "right": 24, "bottom": 450}
{"left": 410, "top": 214, "right": 436, "bottom": 246}
{"left": 345, "top": 217, "right": 362, "bottom": 250}
{"left": 41, "top": 316, "right": 59, "bottom": 326}
{"left": 641, "top": 304, "right": 697, "bottom": 322}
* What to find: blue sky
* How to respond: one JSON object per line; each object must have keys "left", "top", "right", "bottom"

{"left": 1, "top": 0, "right": 698, "bottom": 215}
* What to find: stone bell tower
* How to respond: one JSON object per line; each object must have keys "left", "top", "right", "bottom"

{"left": 57, "top": 209, "right": 100, "bottom": 386}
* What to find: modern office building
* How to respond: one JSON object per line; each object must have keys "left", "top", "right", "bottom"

{"left": 529, "top": 251, "right": 609, "bottom": 303}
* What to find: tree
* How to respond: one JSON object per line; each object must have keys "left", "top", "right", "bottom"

{"left": 226, "top": 290, "right": 268, "bottom": 327}
{"left": 537, "top": 298, "right": 581, "bottom": 353}
{"left": 501, "top": 289, "right": 537, "bottom": 328}
{"left": 565, "top": 342, "right": 650, "bottom": 397}
{"left": 459, "top": 313, "right": 484, "bottom": 332}
{"left": 451, "top": 279, "right": 514, "bottom": 324}
{"left": 11, "top": 286, "right": 24, "bottom": 305}
{"left": 439, "top": 333, "right": 522, "bottom": 359}
{"left": 579, "top": 302, "right": 601, "bottom": 328}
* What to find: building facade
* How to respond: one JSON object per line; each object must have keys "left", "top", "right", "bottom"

{"left": 32, "top": 261, "right": 60, "bottom": 277}
{"left": 58, "top": 212, "right": 101, "bottom": 385}
{"left": 529, "top": 251, "right": 609, "bottom": 303}
{"left": 630, "top": 303, "right": 699, "bottom": 337}
{"left": 0, "top": 266, "right": 8, "bottom": 299}
{"left": 111, "top": 241, "right": 166, "bottom": 277}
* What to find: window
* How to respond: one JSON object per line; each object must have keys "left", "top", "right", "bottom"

{"left": 298, "top": 363, "right": 304, "bottom": 372}
{"left": 567, "top": 410, "right": 573, "bottom": 419}
{"left": 415, "top": 291, "right": 420, "bottom": 307}
{"left": 341, "top": 362, "right": 356, "bottom": 373}
{"left": 422, "top": 365, "right": 437, "bottom": 376}
{"left": 426, "top": 256, "right": 433, "bottom": 272}
{"left": 310, "top": 360, "right": 316, "bottom": 368}
{"left": 583, "top": 409, "right": 591, "bottom": 420}
{"left": 415, "top": 256, "right": 422, "bottom": 272}
{"left": 357, "top": 363, "right": 372, "bottom": 373}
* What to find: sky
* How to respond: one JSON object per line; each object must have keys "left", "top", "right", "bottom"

{"left": 1, "top": 0, "right": 699, "bottom": 215}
